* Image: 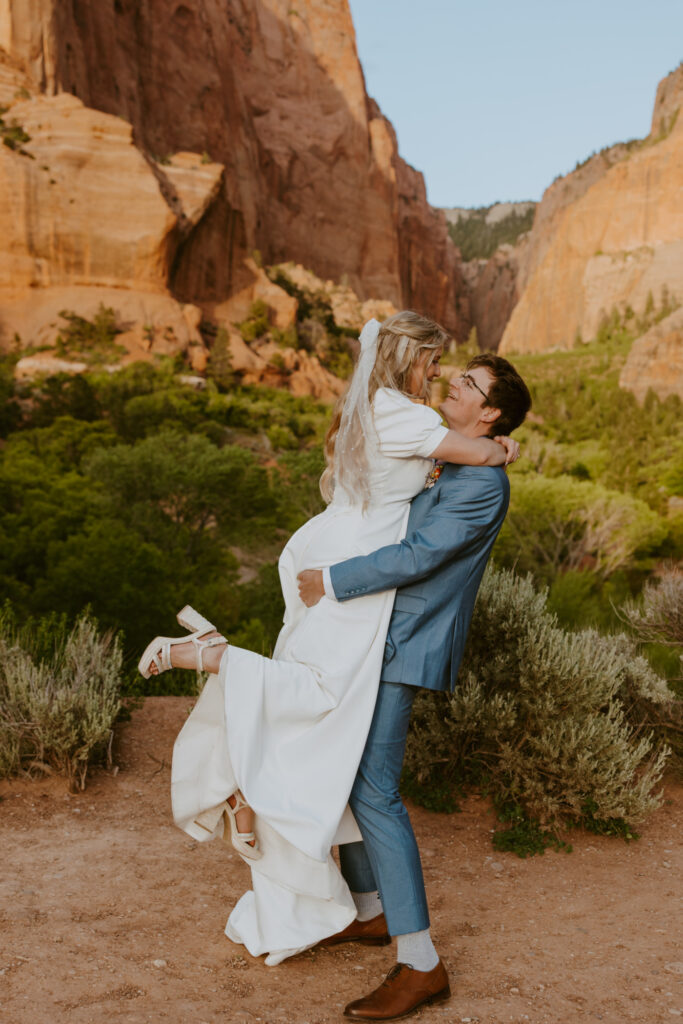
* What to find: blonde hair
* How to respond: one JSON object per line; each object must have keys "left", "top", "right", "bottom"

{"left": 320, "top": 311, "right": 450, "bottom": 506}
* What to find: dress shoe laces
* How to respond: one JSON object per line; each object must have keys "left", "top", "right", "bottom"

{"left": 382, "top": 964, "right": 406, "bottom": 985}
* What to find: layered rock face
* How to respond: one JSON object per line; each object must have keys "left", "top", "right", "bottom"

{"left": 442, "top": 200, "right": 535, "bottom": 350}
{"left": 651, "top": 65, "right": 683, "bottom": 136}
{"left": 218, "top": 260, "right": 395, "bottom": 401}
{"left": 0, "top": 0, "right": 463, "bottom": 335}
{"left": 499, "top": 66, "right": 683, "bottom": 357}
{"left": 0, "top": 87, "right": 226, "bottom": 366}
{"left": 619, "top": 307, "right": 683, "bottom": 405}
{"left": 0, "top": 93, "right": 176, "bottom": 295}
{"left": 0, "top": 44, "right": 30, "bottom": 103}
{"left": 462, "top": 240, "right": 527, "bottom": 351}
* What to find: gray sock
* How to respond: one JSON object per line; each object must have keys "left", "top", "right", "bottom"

{"left": 396, "top": 929, "right": 439, "bottom": 972}
{"left": 351, "top": 890, "right": 382, "bottom": 922}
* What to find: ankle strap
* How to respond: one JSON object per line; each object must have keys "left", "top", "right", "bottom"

{"left": 194, "top": 634, "right": 227, "bottom": 672}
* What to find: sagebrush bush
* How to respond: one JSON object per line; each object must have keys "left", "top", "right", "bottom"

{"left": 621, "top": 565, "right": 683, "bottom": 650}
{"left": 618, "top": 564, "right": 683, "bottom": 747}
{"left": 405, "top": 566, "right": 673, "bottom": 830}
{"left": 0, "top": 612, "right": 122, "bottom": 790}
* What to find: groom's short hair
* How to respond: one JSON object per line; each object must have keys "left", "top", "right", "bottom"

{"left": 466, "top": 353, "right": 531, "bottom": 436}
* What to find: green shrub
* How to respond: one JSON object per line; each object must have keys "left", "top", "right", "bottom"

{"left": 320, "top": 338, "right": 353, "bottom": 379}
{"left": 546, "top": 568, "right": 633, "bottom": 631}
{"left": 266, "top": 267, "right": 355, "bottom": 377}
{"left": 491, "top": 802, "right": 573, "bottom": 857}
{"left": 268, "top": 352, "right": 287, "bottom": 372}
{"left": 447, "top": 205, "right": 535, "bottom": 261}
{"left": 230, "top": 564, "right": 287, "bottom": 650}
{"left": 230, "top": 617, "right": 274, "bottom": 656}
{"left": 495, "top": 475, "right": 668, "bottom": 584}
{"left": 404, "top": 566, "right": 672, "bottom": 838}
{"left": 620, "top": 565, "right": 683, "bottom": 650}
{"left": 267, "top": 424, "right": 298, "bottom": 450}
{"left": 0, "top": 353, "right": 21, "bottom": 437}
{"left": 0, "top": 610, "right": 123, "bottom": 790}
{"left": 18, "top": 372, "right": 103, "bottom": 427}
{"left": 619, "top": 566, "right": 683, "bottom": 750}
{"left": 510, "top": 315, "right": 682, "bottom": 516}
{"left": 272, "top": 325, "right": 299, "bottom": 349}
{"left": 54, "top": 305, "right": 126, "bottom": 365}
{"left": 237, "top": 300, "right": 270, "bottom": 342}
{"left": 0, "top": 108, "right": 32, "bottom": 154}
{"left": 268, "top": 269, "right": 337, "bottom": 333}
{"left": 206, "top": 327, "right": 235, "bottom": 390}
{"left": 115, "top": 387, "right": 208, "bottom": 439}
{"left": 0, "top": 385, "right": 329, "bottom": 668}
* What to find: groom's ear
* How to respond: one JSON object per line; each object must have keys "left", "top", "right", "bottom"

{"left": 481, "top": 405, "right": 501, "bottom": 427}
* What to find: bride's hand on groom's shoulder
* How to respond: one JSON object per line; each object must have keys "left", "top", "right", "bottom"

{"left": 297, "top": 569, "right": 325, "bottom": 607}
{"left": 494, "top": 435, "right": 521, "bottom": 466}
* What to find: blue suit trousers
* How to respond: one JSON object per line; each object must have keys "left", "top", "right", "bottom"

{"left": 339, "top": 681, "right": 429, "bottom": 936}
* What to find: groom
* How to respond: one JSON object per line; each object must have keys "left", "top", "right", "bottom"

{"left": 298, "top": 352, "right": 531, "bottom": 1020}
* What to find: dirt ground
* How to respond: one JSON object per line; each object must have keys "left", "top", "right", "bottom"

{"left": 1, "top": 697, "right": 681, "bottom": 1024}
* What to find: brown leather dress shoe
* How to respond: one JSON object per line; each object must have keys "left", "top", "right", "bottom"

{"left": 318, "top": 912, "right": 391, "bottom": 948}
{"left": 343, "top": 960, "right": 450, "bottom": 1020}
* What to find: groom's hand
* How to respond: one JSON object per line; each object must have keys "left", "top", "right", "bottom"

{"left": 297, "top": 569, "right": 325, "bottom": 607}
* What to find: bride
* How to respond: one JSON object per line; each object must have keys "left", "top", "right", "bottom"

{"left": 139, "top": 312, "right": 518, "bottom": 964}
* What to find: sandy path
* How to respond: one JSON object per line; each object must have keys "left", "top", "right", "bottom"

{"left": 1, "top": 697, "right": 681, "bottom": 1024}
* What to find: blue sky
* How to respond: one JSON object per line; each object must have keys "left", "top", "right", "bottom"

{"left": 347, "top": 0, "right": 682, "bottom": 208}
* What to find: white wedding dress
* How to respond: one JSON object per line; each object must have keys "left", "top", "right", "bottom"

{"left": 171, "top": 388, "right": 448, "bottom": 959}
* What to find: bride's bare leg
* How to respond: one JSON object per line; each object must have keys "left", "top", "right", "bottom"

{"left": 148, "top": 631, "right": 227, "bottom": 675}
{"left": 146, "top": 635, "right": 256, "bottom": 847}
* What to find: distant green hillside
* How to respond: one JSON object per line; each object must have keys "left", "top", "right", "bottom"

{"left": 445, "top": 202, "right": 535, "bottom": 261}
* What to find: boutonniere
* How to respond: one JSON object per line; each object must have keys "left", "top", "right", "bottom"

{"left": 425, "top": 460, "right": 445, "bottom": 489}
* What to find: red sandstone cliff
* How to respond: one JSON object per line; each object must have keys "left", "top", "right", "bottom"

{"left": 499, "top": 65, "right": 683, "bottom": 356}
{"left": 0, "top": 0, "right": 463, "bottom": 336}
{"left": 462, "top": 240, "right": 528, "bottom": 352}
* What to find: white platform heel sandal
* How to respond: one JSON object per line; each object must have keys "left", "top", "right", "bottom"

{"left": 137, "top": 606, "right": 227, "bottom": 678}
{"left": 192, "top": 793, "right": 262, "bottom": 861}
{"left": 176, "top": 605, "right": 216, "bottom": 634}
{"left": 223, "top": 791, "right": 262, "bottom": 861}
{"left": 142, "top": 605, "right": 261, "bottom": 861}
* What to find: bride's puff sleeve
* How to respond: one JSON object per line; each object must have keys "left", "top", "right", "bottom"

{"left": 373, "top": 389, "right": 448, "bottom": 459}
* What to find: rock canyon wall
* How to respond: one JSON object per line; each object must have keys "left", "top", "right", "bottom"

{"left": 462, "top": 239, "right": 528, "bottom": 352}
{"left": 0, "top": 0, "right": 464, "bottom": 363}
{"left": 499, "top": 65, "right": 683, "bottom": 357}
{"left": 2, "top": 1, "right": 680, "bottom": 401}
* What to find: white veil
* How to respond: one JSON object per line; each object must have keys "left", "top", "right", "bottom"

{"left": 330, "top": 318, "right": 381, "bottom": 509}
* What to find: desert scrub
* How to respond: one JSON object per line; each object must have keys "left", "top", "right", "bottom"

{"left": 619, "top": 564, "right": 683, "bottom": 750}
{"left": 404, "top": 566, "right": 673, "bottom": 842}
{"left": 0, "top": 106, "right": 32, "bottom": 155}
{"left": 620, "top": 564, "right": 683, "bottom": 652}
{"left": 0, "top": 611, "right": 123, "bottom": 790}
{"left": 237, "top": 300, "right": 270, "bottom": 342}
{"left": 55, "top": 305, "right": 126, "bottom": 365}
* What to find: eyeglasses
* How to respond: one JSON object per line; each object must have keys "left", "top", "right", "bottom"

{"left": 458, "top": 373, "right": 490, "bottom": 402}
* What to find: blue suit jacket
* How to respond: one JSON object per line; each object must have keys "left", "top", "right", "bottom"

{"left": 329, "top": 464, "right": 510, "bottom": 692}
